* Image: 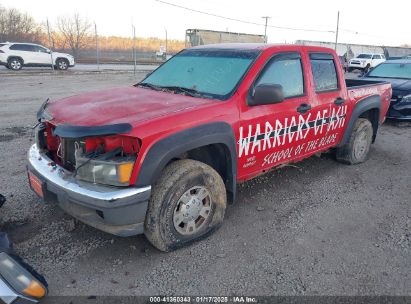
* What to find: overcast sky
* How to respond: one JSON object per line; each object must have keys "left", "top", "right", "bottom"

{"left": 1, "top": 0, "right": 410, "bottom": 46}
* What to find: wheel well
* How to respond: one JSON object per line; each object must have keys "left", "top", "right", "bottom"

{"left": 55, "top": 57, "right": 69, "bottom": 64}
{"left": 359, "top": 108, "right": 379, "bottom": 142}
{"left": 168, "top": 144, "right": 234, "bottom": 203}
{"left": 7, "top": 56, "right": 24, "bottom": 64}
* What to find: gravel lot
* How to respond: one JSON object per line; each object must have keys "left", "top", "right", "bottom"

{"left": 0, "top": 71, "right": 410, "bottom": 296}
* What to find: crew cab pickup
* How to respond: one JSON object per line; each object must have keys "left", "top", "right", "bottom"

{"left": 27, "top": 44, "right": 392, "bottom": 251}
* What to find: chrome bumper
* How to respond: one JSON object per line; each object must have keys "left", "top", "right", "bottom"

{"left": 27, "top": 144, "right": 151, "bottom": 236}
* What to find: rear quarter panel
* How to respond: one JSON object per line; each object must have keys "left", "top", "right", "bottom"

{"left": 347, "top": 83, "right": 392, "bottom": 123}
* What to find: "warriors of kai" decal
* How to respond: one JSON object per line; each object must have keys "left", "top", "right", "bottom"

{"left": 238, "top": 105, "right": 347, "bottom": 158}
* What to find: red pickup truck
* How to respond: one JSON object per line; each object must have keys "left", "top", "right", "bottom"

{"left": 28, "top": 44, "right": 391, "bottom": 251}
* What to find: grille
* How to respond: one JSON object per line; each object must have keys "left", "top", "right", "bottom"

{"left": 60, "top": 138, "right": 83, "bottom": 171}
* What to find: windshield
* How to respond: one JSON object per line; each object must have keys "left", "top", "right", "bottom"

{"left": 368, "top": 62, "right": 411, "bottom": 79}
{"left": 356, "top": 54, "right": 372, "bottom": 59}
{"left": 139, "top": 49, "right": 260, "bottom": 100}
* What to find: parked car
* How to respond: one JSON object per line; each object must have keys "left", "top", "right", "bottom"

{"left": 27, "top": 44, "right": 391, "bottom": 252}
{"left": 0, "top": 42, "right": 75, "bottom": 71}
{"left": 348, "top": 53, "right": 386, "bottom": 72}
{"left": 0, "top": 194, "right": 48, "bottom": 303}
{"left": 362, "top": 59, "right": 411, "bottom": 120}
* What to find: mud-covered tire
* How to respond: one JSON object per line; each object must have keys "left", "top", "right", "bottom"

{"left": 144, "top": 159, "right": 227, "bottom": 252}
{"left": 336, "top": 118, "right": 373, "bottom": 165}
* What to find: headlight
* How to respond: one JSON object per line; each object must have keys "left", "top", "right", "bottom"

{"left": 400, "top": 94, "right": 411, "bottom": 103}
{"left": 75, "top": 155, "right": 136, "bottom": 186}
{"left": 0, "top": 252, "right": 47, "bottom": 299}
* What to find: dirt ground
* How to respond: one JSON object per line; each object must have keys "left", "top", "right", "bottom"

{"left": 0, "top": 72, "right": 410, "bottom": 296}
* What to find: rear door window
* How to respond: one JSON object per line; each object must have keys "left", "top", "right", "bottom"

{"left": 309, "top": 53, "right": 339, "bottom": 92}
{"left": 9, "top": 44, "right": 34, "bottom": 52}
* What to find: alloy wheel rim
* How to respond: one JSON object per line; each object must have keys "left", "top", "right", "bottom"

{"left": 11, "top": 60, "right": 21, "bottom": 69}
{"left": 353, "top": 129, "right": 370, "bottom": 159}
{"left": 173, "top": 186, "right": 212, "bottom": 235}
{"left": 59, "top": 61, "right": 67, "bottom": 69}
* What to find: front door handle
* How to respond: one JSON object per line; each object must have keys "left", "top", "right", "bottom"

{"left": 297, "top": 103, "right": 311, "bottom": 114}
{"left": 334, "top": 97, "right": 345, "bottom": 105}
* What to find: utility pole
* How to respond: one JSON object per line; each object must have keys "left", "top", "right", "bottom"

{"left": 261, "top": 16, "right": 270, "bottom": 43}
{"left": 95, "top": 22, "right": 99, "bottom": 71}
{"left": 334, "top": 11, "right": 340, "bottom": 51}
{"left": 132, "top": 24, "right": 137, "bottom": 76}
{"left": 46, "top": 18, "right": 54, "bottom": 71}
{"left": 164, "top": 28, "right": 168, "bottom": 59}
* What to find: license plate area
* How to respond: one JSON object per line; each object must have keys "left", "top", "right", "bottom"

{"left": 28, "top": 171, "right": 45, "bottom": 199}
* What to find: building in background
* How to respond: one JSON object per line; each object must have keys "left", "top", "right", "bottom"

{"left": 185, "top": 29, "right": 265, "bottom": 47}
{"left": 296, "top": 40, "right": 411, "bottom": 59}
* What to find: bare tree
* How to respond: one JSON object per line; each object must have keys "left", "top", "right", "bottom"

{"left": 0, "top": 5, "right": 42, "bottom": 42}
{"left": 57, "top": 13, "right": 91, "bottom": 59}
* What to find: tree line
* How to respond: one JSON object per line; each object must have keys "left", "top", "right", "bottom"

{"left": 0, "top": 5, "right": 185, "bottom": 59}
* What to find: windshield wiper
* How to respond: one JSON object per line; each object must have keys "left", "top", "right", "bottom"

{"left": 137, "top": 83, "right": 212, "bottom": 98}
{"left": 158, "top": 86, "right": 202, "bottom": 97}
{"left": 368, "top": 76, "right": 411, "bottom": 80}
{"left": 136, "top": 82, "right": 162, "bottom": 91}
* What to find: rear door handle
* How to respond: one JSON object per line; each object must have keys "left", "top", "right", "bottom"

{"left": 334, "top": 97, "right": 345, "bottom": 105}
{"left": 297, "top": 103, "right": 311, "bottom": 114}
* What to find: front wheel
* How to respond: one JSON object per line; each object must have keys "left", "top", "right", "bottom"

{"left": 56, "top": 58, "right": 69, "bottom": 70}
{"left": 336, "top": 118, "right": 373, "bottom": 165}
{"left": 144, "top": 159, "right": 227, "bottom": 252}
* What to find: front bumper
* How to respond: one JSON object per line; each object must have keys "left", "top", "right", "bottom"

{"left": 0, "top": 278, "right": 37, "bottom": 304}
{"left": 387, "top": 100, "right": 411, "bottom": 120}
{"left": 349, "top": 63, "right": 365, "bottom": 69}
{"left": 27, "top": 144, "right": 151, "bottom": 236}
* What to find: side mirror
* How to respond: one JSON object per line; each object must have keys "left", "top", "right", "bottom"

{"left": 249, "top": 84, "right": 284, "bottom": 106}
{"left": 46, "top": 49, "right": 51, "bottom": 54}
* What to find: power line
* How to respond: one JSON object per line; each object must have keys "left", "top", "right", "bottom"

{"left": 154, "top": 0, "right": 335, "bottom": 33}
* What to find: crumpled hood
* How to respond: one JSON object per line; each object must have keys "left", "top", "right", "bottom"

{"left": 362, "top": 77, "right": 411, "bottom": 91}
{"left": 47, "top": 86, "right": 216, "bottom": 127}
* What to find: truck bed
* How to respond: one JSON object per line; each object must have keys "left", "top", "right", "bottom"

{"left": 345, "top": 78, "right": 389, "bottom": 89}
{"left": 345, "top": 78, "right": 392, "bottom": 124}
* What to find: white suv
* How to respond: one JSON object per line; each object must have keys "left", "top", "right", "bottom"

{"left": 0, "top": 42, "right": 75, "bottom": 70}
{"left": 348, "top": 53, "right": 386, "bottom": 72}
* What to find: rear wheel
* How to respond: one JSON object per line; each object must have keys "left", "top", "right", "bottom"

{"left": 336, "top": 118, "right": 373, "bottom": 164}
{"left": 7, "top": 58, "right": 23, "bottom": 70}
{"left": 144, "top": 159, "right": 227, "bottom": 252}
